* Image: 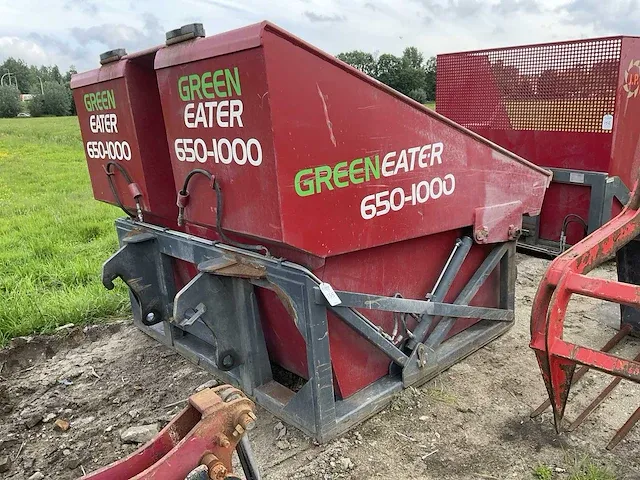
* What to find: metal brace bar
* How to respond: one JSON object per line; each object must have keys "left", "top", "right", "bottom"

{"left": 329, "top": 306, "right": 408, "bottom": 366}
{"left": 313, "top": 289, "right": 513, "bottom": 321}
{"left": 425, "top": 243, "right": 510, "bottom": 349}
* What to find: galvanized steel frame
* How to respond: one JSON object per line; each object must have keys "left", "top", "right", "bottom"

{"left": 104, "top": 218, "right": 516, "bottom": 442}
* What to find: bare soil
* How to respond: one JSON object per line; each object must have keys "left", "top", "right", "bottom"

{"left": 1, "top": 254, "right": 639, "bottom": 479}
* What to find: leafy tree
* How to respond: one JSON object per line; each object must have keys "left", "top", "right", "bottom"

{"left": 28, "top": 81, "right": 72, "bottom": 117}
{"left": 0, "top": 85, "right": 20, "bottom": 117}
{"left": 408, "top": 88, "right": 429, "bottom": 104}
{"left": 336, "top": 51, "right": 378, "bottom": 77}
{"left": 0, "top": 58, "right": 32, "bottom": 93}
{"left": 337, "top": 47, "right": 437, "bottom": 102}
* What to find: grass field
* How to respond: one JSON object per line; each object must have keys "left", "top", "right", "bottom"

{"left": 0, "top": 117, "right": 127, "bottom": 344}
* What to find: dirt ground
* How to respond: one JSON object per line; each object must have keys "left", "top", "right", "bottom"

{"left": 1, "top": 254, "right": 639, "bottom": 480}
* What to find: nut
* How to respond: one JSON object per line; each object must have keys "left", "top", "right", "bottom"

{"left": 474, "top": 226, "right": 489, "bottom": 243}
{"left": 508, "top": 224, "right": 521, "bottom": 240}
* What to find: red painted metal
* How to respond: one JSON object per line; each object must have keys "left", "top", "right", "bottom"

{"left": 437, "top": 36, "right": 640, "bottom": 245}
{"left": 530, "top": 177, "right": 640, "bottom": 446}
{"left": 71, "top": 48, "right": 177, "bottom": 226}
{"left": 82, "top": 386, "right": 254, "bottom": 479}
{"left": 152, "top": 21, "right": 551, "bottom": 398}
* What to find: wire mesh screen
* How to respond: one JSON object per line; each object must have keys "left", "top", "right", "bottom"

{"left": 437, "top": 38, "right": 622, "bottom": 132}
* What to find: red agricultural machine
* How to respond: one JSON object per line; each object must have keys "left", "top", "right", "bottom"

{"left": 437, "top": 36, "right": 640, "bottom": 256}
{"left": 71, "top": 21, "right": 552, "bottom": 476}
{"left": 437, "top": 37, "right": 640, "bottom": 448}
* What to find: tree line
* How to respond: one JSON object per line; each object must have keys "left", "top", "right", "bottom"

{"left": 337, "top": 47, "right": 436, "bottom": 103}
{"left": 0, "top": 58, "right": 77, "bottom": 118}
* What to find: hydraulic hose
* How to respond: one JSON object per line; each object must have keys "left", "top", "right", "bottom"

{"left": 177, "top": 169, "right": 270, "bottom": 256}
{"left": 104, "top": 161, "right": 143, "bottom": 221}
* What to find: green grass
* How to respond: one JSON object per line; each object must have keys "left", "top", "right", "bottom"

{"left": 567, "top": 455, "right": 616, "bottom": 480}
{"left": 533, "top": 464, "right": 554, "bottom": 480}
{"left": 0, "top": 117, "right": 128, "bottom": 344}
{"left": 532, "top": 455, "right": 616, "bottom": 480}
{"left": 424, "top": 101, "right": 436, "bottom": 110}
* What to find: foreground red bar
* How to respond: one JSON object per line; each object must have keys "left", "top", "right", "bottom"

{"left": 82, "top": 386, "right": 256, "bottom": 479}
{"left": 530, "top": 178, "right": 640, "bottom": 447}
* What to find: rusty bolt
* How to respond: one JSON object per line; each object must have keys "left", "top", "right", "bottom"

{"left": 238, "top": 412, "right": 256, "bottom": 431}
{"left": 474, "top": 226, "right": 489, "bottom": 243}
{"left": 508, "top": 224, "right": 521, "bottom": 240}
{"left": 216, "top": 434, "right": 231, "bottom": 448}
{"left": 232, "top": 424, "right": 245, "bottom": 437}
{"left": 201, "top": 452, "right": 227, "bottom": 480}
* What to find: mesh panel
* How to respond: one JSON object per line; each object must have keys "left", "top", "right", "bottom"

{"left": 437, "top": 38, "right": 622, "bottom": 132}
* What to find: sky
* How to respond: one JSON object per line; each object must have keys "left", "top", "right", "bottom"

{"left": 0, "top": 0, "right": 638, "bottom": 73}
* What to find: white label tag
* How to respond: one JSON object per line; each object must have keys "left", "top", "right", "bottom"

{"left": 319, "top": 282, "right": 342, "bottom": 306}
{"left": 569, "top": 172, "right": 585, "bottom": 184}
{"left": 602, "top": 114, "right": 613, "bottom": 130}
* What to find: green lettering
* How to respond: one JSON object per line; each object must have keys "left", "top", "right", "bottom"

{"left": 213, "top": 70, "right": 227, "bottom": 98}
{"left": 106, "top": 89, "right": 116, "bottom": 109}
{"left": 333, "top": 161, "right": 349, "bottom": 188}
{"left": 201, "top": 72, "right": 214, "bottom": 99}
{"left": 315, "top": 165, "right": 334, "bottom": 193}
{"left": 294, "top": 168, "right": 315, "bottom": 196}
{"left": 89, "top": 93, "right": 98, "bottom": 112}
{"left": 189, "top": 74, "right": 202, "bottom": 100}
{"left": 83, "top": 94, "right": 92, "bottom": 112}
{"left": 349, "top": 158, "right": 364, "bottom": 184}
{"left": 178, "top": 76, "right": 191, "bottom": 101}
{"left": 364, "top": 156, "right": 380, "bottom": 182}
{"left": 100, "top": 91, "right": 108, "bottom": 110}
{"left": 225, "top": 67, "right": 241, "bottom": 96}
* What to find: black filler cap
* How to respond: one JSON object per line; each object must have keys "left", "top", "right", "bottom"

{"left": 166, "top": 23, "right": 205, "bottom": 46}
{"left": 99, "top": 48, "right": 127, "bottom": 65}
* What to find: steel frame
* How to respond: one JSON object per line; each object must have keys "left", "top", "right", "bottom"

{"left": 104, "top": 218, "right": 517, "bottom": 442}
{"left": 520, "top": 168, "right": 630, "bottom": 256}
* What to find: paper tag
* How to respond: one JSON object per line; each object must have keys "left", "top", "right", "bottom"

{"left": 569, "top": 172, "right": 585, "bottom": 184}
{"left": 319, "top": 282, "right": 342, "bottom": 306}
{"left": 602, "top": 114, "right": 613, "bottom": 131}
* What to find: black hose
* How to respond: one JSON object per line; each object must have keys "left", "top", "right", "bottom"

{"left": 562, "top": 214, "right": 588, "bottom": 235}
{"left": 179, "top": 169, "right": 270, "bottom": 256}
{"left": 104, "top": 161, "right": 136, "bottom": 219}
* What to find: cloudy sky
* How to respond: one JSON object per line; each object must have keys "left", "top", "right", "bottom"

{"left": 0, "top": 0, "right": 638, "bottom": 72}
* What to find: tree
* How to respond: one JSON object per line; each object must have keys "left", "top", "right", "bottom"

{"left": 337, "top": 47, "right": 437, "bottom": 102}
{"left": 0, "top": 58, "right": 33, "bottom": 94}
{"left": 336, "top": 51, "right": 378, "bottom": 77}
{"left": 0, "top": 85, "right": 20, "bottom": 118}
{"left": 28, "top": 81, "right": 72, "bottom": 117}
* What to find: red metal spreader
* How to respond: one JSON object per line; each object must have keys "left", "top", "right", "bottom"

{"left": 73, "top": 21, "right": 552, "bottom": 442}
{"left": 530, "top": 178, "right": 640, "bottom": 449}
{"left": 437, "top": 36, "right": 640, "bottom": 255}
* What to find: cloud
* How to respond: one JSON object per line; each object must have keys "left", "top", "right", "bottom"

{"left": 70, "top": 13, "right": 164, "bottom": 52}
{"left": 304, "top": 11, "right": 347, "bottom": 23}
{"left": 492, "top": 0, "right": 542, "bottom": 15}
{"left": 0, "top": 37, "right": 50, "bottom": 66}
{"left": 64, "top": 0, "right": 100, "bottom": 15}
{"left": 557, "top": 0, "right": 640, "bottom": 34}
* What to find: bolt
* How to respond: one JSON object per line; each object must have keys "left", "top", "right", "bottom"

{"left": 508, "top": 224, "right": 521, "bottom": 240}
{"left": 474, "top": 226, "right": 489, "bottom": 243}
{"left": 237, "top": 412, "right": 256, "bottom": 431}
{"left": 222, "top": 354, "right": 234, "bottom": 368}
{"left": 233, "top": 424, "right": 245, "bottom": 437}
{"left": 145, "top": 312, "right": 156, "bottom": 323}
{"left": 216, "top": 434, "right": 231, "bottom": 448}
{"left": 201, "top": 453, "right": 227, "bottom": 480}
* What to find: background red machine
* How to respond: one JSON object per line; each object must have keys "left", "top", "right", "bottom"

{"left": 73, "top": 22, "right": 551, "bottom": 442}
{"left": 71, "top": 47, "right": 177, "bottom": 227}
{"left": 436, "top": 36, "right": 640, "bottom": 254}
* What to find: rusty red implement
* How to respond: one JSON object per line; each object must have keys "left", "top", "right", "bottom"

{"left": 82, "top": 386, "right": 257, "bottom": 479}
{"left": 530, "top": 180, "right": 640, "bottom": 448}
